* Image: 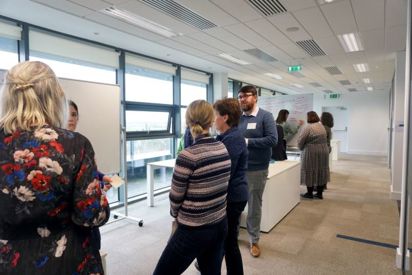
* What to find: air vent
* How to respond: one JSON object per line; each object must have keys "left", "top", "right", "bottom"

{"left": 296, "top": 39, "right": 326, "bottom": 57}
{"left": 244, "top": 48, "right": 277, "bottom": 62}
{"left": 323, "top": 90, "right": 333, "bottom": 94}
{"left": 339, "top": 80, "right": 351, "bottom": 85}
{"left": 324, "top": 66, "right": 342, "bottom": 75}
{"left": 142, "top": 0, "right": 217, "bottom": 30}
{"left": 309, "top": 82, "right": 322, "bottom": 87}
{"left": 248, "top": 0, "right": 287, "bottom": 16}
{"left": 348, "top": 88, "right": 358, "bottom": 92}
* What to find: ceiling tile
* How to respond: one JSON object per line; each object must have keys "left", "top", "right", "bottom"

{"left": 281, "top": 0, "right": 317, "bottom": 12}
{"left": 315, "top": 36, "right": 344, "bottom": 55}
{"left": 385, "top": 24, "right": 406, "bottom": 52}
{"left": 118, "top": 1, "right": 200, "bottom": 35}
{"left": 293, "top": 7, "right": 334, "bottom": 39}
{"left": 224, "top": 23, "right": 271, "bottom": 48}
{"left": 32, "top": 0, "right": 94, "bottom": 16}
{"left": 267, "top": 13, "right": 311, "bottom": 41}
{"left": 385, "top": 0, "right": 407, "bottom": 28}
{"left": 204, "top": 27, "right": 254, "bottom": 50}
{"left": 171, "top": 35, "right": 222, "bottom": 55}
{"left": 259, "top": 44, "right": 292, "bottom": 63}
{"left": 210, "top": 0, "right": 262, "bottom": 22}
{"left": 361, "top": 29, "right": 384, "bottom": 51}
{"left": 276, "top": 40, "right": 307, "bottom": 58}
{"left": 321, "top": 0, "right": 357, "bottom": 34}
{"left": 67, "top": 0, "right": 110, "bottom": 11}
{"left": 351, "top": 0, "right": 384, "bottom": 31}
{"left": 173, "top": 0, "right": 238, "bottom": 27}
{"left": 186, "top": 32, "right": 235, "bottom": 53}
{"left": 85, "top": 13, "right": 168, "bottom": 41}
{"left": 246, "top": 19, "right": 290, "bottom": 45}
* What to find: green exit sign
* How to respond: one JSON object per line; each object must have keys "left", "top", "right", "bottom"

{"left": 328, "top": 93, "right": 341, "bottom": 99}
{"left": 288, "top": 65, "right": 302, "bottom": 72}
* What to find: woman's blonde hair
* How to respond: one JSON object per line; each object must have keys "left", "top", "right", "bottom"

{"left": 0, "top": 61, "right": 67, "bottom": 134}
{"left": 186, "top": 100, "right": 214, "bottom": 138}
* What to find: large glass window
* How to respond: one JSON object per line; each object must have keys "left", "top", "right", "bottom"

{"left": 181, "top": 80, "right": 207, "bottom": 106}
{"left": 0, "top": 21, "right": 20, "bottom": 70}
{"left": 228, "top": 79, "right": 234, "bottom": 98}
{"left": 29, "top": 30, "right": 117, "bottom": 84}
{"left": 126, "top": 138, "right": 174, "bottom": 197}
{"left": 125, "top": 67, "right": 173, "bottom": 104}
{"left": 126, "top": 110, "right": 171, "bottom": 133}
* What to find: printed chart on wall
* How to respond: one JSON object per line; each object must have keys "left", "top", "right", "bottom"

{"left": 259, "top": 94, "right": 313, "bottom": 147}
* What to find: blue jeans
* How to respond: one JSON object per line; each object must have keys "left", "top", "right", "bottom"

{"left": 225, "top": 201, "right": 247, "bottom": 275}
{"left": 153, "top": 218, "right": 227, "bottom": 275}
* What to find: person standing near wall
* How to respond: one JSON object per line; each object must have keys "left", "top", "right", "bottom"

{"left": 153, "top": 100, "right": 231, "bottom": 275}
{"left": 321, "top": 112, "right": 334, "bottom": 189}
{"left": 213, "top": 98, "right": 248, "bottom": 275}
{"left": 238, "top": 86, "right": 277, "bottom": 258}
{"left": 298, "top": 111, "right": 330, "bottom": 199}
{"left": 272, "top": 109, "right": 289, "bottom": 161}
{"left": 67, "top": 100, "right": 112, "bottom": 253}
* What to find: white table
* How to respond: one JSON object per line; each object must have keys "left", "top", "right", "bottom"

{"left": 146, "top": 158, "right": 176, "bottom": 207}
{"left": 241, "top": 160, "right": 301, "bottom": 233}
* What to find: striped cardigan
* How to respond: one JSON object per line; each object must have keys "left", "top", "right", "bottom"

{"left": 170, "top": 136, "right": 231, "bottom": 227}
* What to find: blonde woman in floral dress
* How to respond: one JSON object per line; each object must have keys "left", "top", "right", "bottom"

{"left": 0, "top": 61, "right": 109, "bottom": 274}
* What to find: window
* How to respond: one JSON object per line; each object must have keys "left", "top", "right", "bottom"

{"left": 125, "top": 54, "right": 175, "bottom": 104}
{"left": 0, "top": 21, "right": 20, "bottom": 70}
{"left": 181, "top": 80, "right": 207, "bottom": 106}
{"left": 126, "top": 138, "right": 174, "bottom": 197}
{"left": 29, "top": 30, "right": 117, "bottom": 84}
{"left": 125, "top": 67, "right": 173, "bottom": 104}
{"left": 228, "top": 79, "right": 234, "bottom": 98}
{"left": 126, "top": 110, "right": 171, "bottom": 133}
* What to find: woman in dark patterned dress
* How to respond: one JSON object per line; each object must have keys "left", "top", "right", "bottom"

{"left": 0, "top": 61, "right": 110, "bottom": 274}
{"left": 298, "top": 111, "right": 330, "bottom": 200}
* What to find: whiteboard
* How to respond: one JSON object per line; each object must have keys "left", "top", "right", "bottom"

{"left": 60, "top": 78, "right": 121, "bottom": 174}
{"left": 259, "top": 94, "right": 313, "bottom": 147}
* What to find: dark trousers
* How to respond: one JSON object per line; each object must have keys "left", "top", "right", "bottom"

{"left": 153, "top": 218, "right": 227, "bottom": 275}
{"left": 225, "top": 201, "right": 247, "bottom": 275}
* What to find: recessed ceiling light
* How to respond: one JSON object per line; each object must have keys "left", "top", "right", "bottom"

{"left": 363, "top": 78, "right": 371, "bottom": 84}
{"left": 353, "top": 63, "right": 369, "bottom": 72}
{"left": 286, "top": 27, "right": 300, "bottom": 32}
{"left": 367, "top": 86, "right": 373, "bottom": 91}
{"left": 218, "top": 53, "right": 250, "bottom": 65}
{"left": 337, "top": 32, "right": 364, "bottom": 52}
{"left": 102, "top": 7, "right": 177, "bottom": 38}
{"left": 265, "top": 73, "right": 282, "bottom": 80}
{"left": 318, "top": 0, "right": 335, "bottom": 4}
{"left": 292, "top": 83, "right": 304, "bottom": 88}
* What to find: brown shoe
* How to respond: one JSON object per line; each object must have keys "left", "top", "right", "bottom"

{"left": 250, "top": 243, "right": 261, "bottom": 257}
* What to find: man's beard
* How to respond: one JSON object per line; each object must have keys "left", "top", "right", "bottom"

{"left": 241, "top": 102, "right": 254, "bottom": 112}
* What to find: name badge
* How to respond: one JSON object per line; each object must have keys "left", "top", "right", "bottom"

{"left": 247, "top": 123, "right": 256, "bottom": 130}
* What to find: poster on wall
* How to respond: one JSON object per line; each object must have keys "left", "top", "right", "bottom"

{"left": 259, "top": 94, "right": 313, "bottom": 147}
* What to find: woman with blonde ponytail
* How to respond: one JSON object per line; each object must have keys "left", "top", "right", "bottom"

{"left": 154, "top": 100, "right": 231, "bottom": 275}
{"left": 0, "top": 61, "right": 109, "bottom": 274}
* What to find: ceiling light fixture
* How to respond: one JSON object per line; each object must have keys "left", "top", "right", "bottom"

{"left": 218, "top": 53, "right": 250, "bottom": 65}
{"left": 292, "top": 83, "right": 304, "bottom": 88}
{"left": 318, "top": 0, "right": 335, "bottom": 4}
{"left": 367, "top": 87, "right": 373, "bottom": 91}
{"left": 337, "top": 32, "right": 364, "bottom": 52}
{"left": 362, "top": 78, "right": 371, "bottom": 84}
{"left": 102, "top": 7, "right": 177, "bottom": 38}
{"left": 353, "top": 63, "right": 369, "bottom": 72}
{"left": 265, "top": 73, "right": 283, "bottom": 80}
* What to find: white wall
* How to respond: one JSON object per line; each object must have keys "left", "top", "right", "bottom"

{"left": 390, "top": 51, "right": 406, "bottom": 200}
{"left": 314, "top": 91, "right": 390, "bottom": 156}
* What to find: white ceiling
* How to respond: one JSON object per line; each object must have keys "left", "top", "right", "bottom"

{"left": 0, "top": 0, "right": 407, "bottom": 95}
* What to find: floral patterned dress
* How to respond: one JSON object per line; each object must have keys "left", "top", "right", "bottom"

{"left": 0, "top": 126, "right": 109, "bottom": 275}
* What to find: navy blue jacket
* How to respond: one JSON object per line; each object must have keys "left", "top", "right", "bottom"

{"left": 239, "top": 108, "right": 277, "bottom": 171}
{"left": 216, "top": 127, "right": 248, "bottom": 202}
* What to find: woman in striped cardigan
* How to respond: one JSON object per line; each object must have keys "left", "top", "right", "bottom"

{"left": 153, "top": 100, "right": 231, "bottom": 275}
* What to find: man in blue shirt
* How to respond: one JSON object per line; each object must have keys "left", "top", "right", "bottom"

{"left": 238, "top": 85, "right": 277, "bottom": 257}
